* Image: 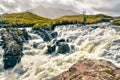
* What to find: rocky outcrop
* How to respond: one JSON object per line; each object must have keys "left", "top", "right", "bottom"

{"left": 3, "top": 41, "right": 23, "bottom": 69}
{"left": 0, "top": 28, "right": 31, "bottom": 69}
{"left": 22, "top": 28, "right": 31, "bottom": 42}
{"left": 53, "top": 59, "right": 120, "bottom": 80}
{"left": 33, "top": 28, "right": 58, "bottom": 42}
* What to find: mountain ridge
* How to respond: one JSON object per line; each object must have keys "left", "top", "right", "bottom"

{"left": 28, "top": 2, "right": 79, "bottom": 19}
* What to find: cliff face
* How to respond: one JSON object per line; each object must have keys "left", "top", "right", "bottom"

{"left": 53, "top": 59, "right": 120, "bottom": 80}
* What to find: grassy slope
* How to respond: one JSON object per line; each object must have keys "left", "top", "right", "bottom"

{"left": 55, "top": 14, "right": 112, "bottom": 24}
{"left": 0, "top": 12, "right": 119, "bottom": 29}
{"left": 48, "top": 14, "right": 113, "bottom": 29}
{"left": 112, "top": 16, "right": 120, "bottom": 25}
{"left": 113, "top": 20, "right": 120, "bottom": 25}
{"left": 0, "top": 12, "right": 51, "bottom": 28}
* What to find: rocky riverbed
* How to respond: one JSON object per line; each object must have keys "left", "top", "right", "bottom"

{"left": 0, "top": 22, "right": 120, "bottom": 80}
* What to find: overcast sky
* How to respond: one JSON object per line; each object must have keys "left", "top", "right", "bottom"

{"left": 0, "top": 0, "right": 120, "bottom": 16}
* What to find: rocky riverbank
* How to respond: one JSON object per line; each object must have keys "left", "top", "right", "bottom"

{"left": 53, "top": 59, "right": 120, "bottom": 80}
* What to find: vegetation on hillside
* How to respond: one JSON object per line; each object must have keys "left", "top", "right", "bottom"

{"left": 112, "top": 20, "right": 120, "bottom": 25}
{"left": 57, "top": 14, "right": 112, "bottom": 24}
{"left": 0, "top": 12, "right": 119, "bottom": 29}
{"left": 0, "top": 12, "right": 50, "bottom": 28}
{"left": 34, "top": 14, "right": 113, "bottom": 29}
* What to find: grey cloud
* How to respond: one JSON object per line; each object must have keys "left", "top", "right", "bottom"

{"left": 0, "top": 0, "right": 120, "bottom": 16}
{"left": 0, "top": 0, "right": 18, "bottom": 13}
{"left": 77, "top": 0, "right": 120, "bottom": 16}
{"left": 0, "top": 0, "right": 43, "bottom": 13}
{"left": 92, "top": 2, "right": 120, "bottom": 16}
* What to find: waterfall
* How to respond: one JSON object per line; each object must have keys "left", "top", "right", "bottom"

{"left": 0, "top": 23, "right": 120, "bottom": 80}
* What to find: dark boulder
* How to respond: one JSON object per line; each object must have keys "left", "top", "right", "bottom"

{"left": 3, "top": 41, "right": 23, "bottom": 69}
{"left": 12, "top": 34, "right": 23, "bottom": 45}
{"left": 46, "top": 45, "right": 56, "bottom": 54}
{"left": 22, "top": 28, "right": 31, "bottom": 42}
{"left": 3, "top": 56, "right": 21, "bottom": 69}
{"left": 0, "top": 28, "right": 26, "bottom": 69}
{"left": 51, "top": 32, "right": 58, "bottom": 38}
{"left": 33, "top": 29, "right": 58, "bottom": 42}
{"left": 33, "top": 42, "right": 39, "bottom": 48}
{"left": 57, "top": 42, "right": 70, "bottom": 54}
{"left": 56, "top": 38, "right": 66, "bottom": 45}
{"left": 45, "top": 38, "right": 70, "bottom": 54}
{"left": 91, "top": 26, "right": 99, "bottom": 29}
{"left": 0, "top": 40, "right": 3, "bottom": 46}
{"left": 34, "top": 29, "right": 51, "bottom": 42}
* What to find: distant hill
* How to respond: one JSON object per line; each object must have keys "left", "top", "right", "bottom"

{"left": 28, "top": 2, "right": 78, "bottom": 19}
{"left": 0, "top": 12, "right": 50, "bottom": 20}
{"left": 0, "top": 12, "right": 51, "bottom": 28}
{"left": 56, "top": 14, "right": 113, "bottom": 24}
{"left": 0, "top": 12, "right": 120, "bottom": 29}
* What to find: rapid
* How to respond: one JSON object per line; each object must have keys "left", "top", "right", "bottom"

{"left": 0, "top": 22, "right": 120, "bottom": 80}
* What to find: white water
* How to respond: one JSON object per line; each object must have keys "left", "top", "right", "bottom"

{"left": 0, "top": 23, "right": 120, "bottom": 80}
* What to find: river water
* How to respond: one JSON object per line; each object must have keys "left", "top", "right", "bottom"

{"left": 0, "top": 23, "right": 120, "bottom": 80}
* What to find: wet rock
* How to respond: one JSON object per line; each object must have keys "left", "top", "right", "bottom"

{"left": 33, "top": 28, "right": 58, "bottom": 42}
{"left": 0, "top": 28, "right": 27, "bottom": 69}
{"left": 51, "top": 32, "right": 58, "bottom": 38}
{"left": 112, "top": 39, "right": 120, "bottom": 45}
{"left": 3, "top": 56, "right": 21, "bottom": 69}
{"left": 46, "top": 45, "right": 56, "bottom": 54}
{"left": 53, "top": 59, "right": 120, "bottom": 80}
{"left": 33, "top": 28, "right": 51, "bottom": 42}
{"left": 45, "top": 38, "right": 70, "bottom": 54}
{"left": 3, "top": 41, "right": 23, "bottom": 69}
{"left": 0, "top": 40, "right": 3, "bottom": 46}
{"left": 33, "top": 42, "right": 39, "bottom": 48}
{"left": 56, "top": 38, "right": 66, "bottom": 45}
{"left": 57, "top": 42, "right": 70, "bottom": 54}
{"left": 22, "top": 28, "right": 31, "bottom": 42}
{"left": 91, "top": 26, "right": 99, "bottom": 29}
{"left": 3, "top": 42, "right": 23, "bottom": 57}
{"left": 11, "top": 33, "right": 23, "bottom": 45}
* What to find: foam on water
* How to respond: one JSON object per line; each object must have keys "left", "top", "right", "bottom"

{"left": 0, "top": 23, "right": 120, "bottom": 80}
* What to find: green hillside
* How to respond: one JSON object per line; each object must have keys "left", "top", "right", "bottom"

{"left": 0, "top": 12, "right": 119, "bottom": 29}
{"left": 45, "top": 14, "right": 113, "bottom": 29}
{"left": 56, "top": 14, "right": 112, "bottom": 24}
{"left": 0, "top": 12, "right": 51, "bottom": 28}
{"left": 34, "top": 14, "right": 114, "bottom": 29}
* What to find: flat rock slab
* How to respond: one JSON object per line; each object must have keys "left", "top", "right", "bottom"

{"left": 53, "top": 59, "right": 120, "bottom": 80}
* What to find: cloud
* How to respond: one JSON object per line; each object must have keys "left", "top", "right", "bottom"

{"left": 91, "top": 0, "right": 120, "bottom": 16}
{"left": 0, "top": 0, "right": 120, "bottom": 16}
{"left": 72, "top": 0, "right": 120, "bottom": 16}
{"left": 0, "top": 0, "right": 43, "bottom": 13}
